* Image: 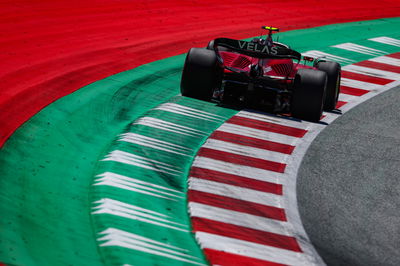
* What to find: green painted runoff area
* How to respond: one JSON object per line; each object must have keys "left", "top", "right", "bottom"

{"left": 92, "top": 97, "right": 236, "bottom": 266}
{"left": 0, "top": 17, "right": 399, "bottom": 266}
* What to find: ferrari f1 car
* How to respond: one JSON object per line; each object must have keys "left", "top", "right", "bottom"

{"left": 180, "top": 26, "right": 341, "bottom": 122}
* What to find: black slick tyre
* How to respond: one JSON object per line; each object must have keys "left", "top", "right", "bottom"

{"left": 180, "top": 48, "right": 222, "bottom": 101}
{"left": 291, "top": 69, "right": 327, "bottom": 122}
{"left": 316, "top": 61, "right": 341, "bottom": 111}
{"left": 207, "top": 39, "right": 229, "bottom": 51}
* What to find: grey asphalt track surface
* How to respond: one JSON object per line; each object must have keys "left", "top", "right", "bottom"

{"left": 297, "top": 85, "right": 400, "bottom": 266}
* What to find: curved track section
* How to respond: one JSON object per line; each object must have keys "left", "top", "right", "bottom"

{"left": 1, "top": 19, "right": 400, "bottom": 265}
{"left": 188, "top": 112, "right": 320, "bottom": 265}
{"left": 1, "top": 2, "right": 400, "bottom": 265}
{"left": 187, "top": 50, "right": 400, "bottom": 265}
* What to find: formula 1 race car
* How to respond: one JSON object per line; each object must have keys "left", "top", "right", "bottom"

{"left": 180, "top": 26, "right": 341, "bottom": 122}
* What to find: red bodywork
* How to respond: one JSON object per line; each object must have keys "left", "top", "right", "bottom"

{"left": 220, "top": 51, "right": 314, "bottom": 80}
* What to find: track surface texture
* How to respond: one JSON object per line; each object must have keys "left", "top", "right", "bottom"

{"left": 297, "top": 85, "right": 400, "bottom": 266}
{"left": 1, "top": 0, "right": 400, "bottom": 146}
{"left": 1, "top": 0, "right": 400, "bottom": 265}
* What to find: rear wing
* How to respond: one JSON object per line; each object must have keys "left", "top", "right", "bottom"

{"left": 213, "top": 38, "right": 301, "bottom": 60}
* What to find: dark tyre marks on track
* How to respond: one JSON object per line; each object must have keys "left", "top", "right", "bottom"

{"left": 297, "top": 85, "right": 400, "bottom": 266}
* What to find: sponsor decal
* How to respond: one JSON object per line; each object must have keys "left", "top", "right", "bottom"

{"left": 238, "top": 41, "right": 278, "bottom": 55}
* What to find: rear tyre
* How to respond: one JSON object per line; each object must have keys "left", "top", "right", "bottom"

{"left": 207, "top": 39, "right": 229, "bottom": 51}
{"left": 180, "top": 48, "right": 222, "bottom": 101}
{"left": 316, "top": 61, "right": 341, "bottom": 111}
{"left": 291, "top": 69, "right": 327, "bottom": 122}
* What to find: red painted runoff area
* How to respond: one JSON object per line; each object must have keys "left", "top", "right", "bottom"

{"left": 0, "top": 0, "right": 399, "bottom": 147}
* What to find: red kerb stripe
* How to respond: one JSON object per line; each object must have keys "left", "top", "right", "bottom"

{"left": 336, "top": 101, "right": 347, "bottom": 108}
{"left": 211, "top": 130, "right": 295, "bottom": 154}
{"left": 189, "top": 190, "right": 286, "bottom": 221}
{"left": 355, "top": 60, "right": 400, "bottom": 74}
{"left": 203, "top": 248, "right": 285, "bottom": 266}
{"left": 192, "top": 217, "right": 302, "bottom": 252}
{"left": 341, "top": 70, "right": 393, "bottom": 85}
{"left": 227, "top": 116, "right": 307, "bottom": 138}
{"left": 340, "top": 85, "right": 369, "bottom": 96}
{"left": 190, "top": 167, "right": 282, "bottom": 195}
{"left": 387, "top": 52, "right": 400, "bottom": 59}
{"left": 197, "top": 148, "right": 286, "bottom": 173}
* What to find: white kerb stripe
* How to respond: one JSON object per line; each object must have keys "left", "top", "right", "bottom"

{"left": 340, "top": 78, "right": 380, "bottom": 90}
{"left": 94, "top": 198, "right": 169, "bottom": 217}
{"left": 342, "top": 64, "right": 400, "bottom": 80}
{"left": 196, "top": 232, "right": 310, "bottom": 266}
{"left": 103, "top": 150, "right": 181, "bottom": 176}
{"left": 202, "top": 138, "right": 289, "bottom": 162}
{"left": 189, "top": 177, "right": 282, "bottom": 208}
{"left": 163, "top": 102, "right": 225, "bottom": 119}
{"left": 96, "top": 172, "right": 183, "bottom": 194}
{"left": 235, "top": 111, "right": 310, "bottom": 130}
{"left": 192, "top": 156, "right": 284, "bottom": 184}
{"left": 338, "top": 93, "right": 360, "bottom": 103}
{"left": 94, "top": 178, "right": 179, "bottom": 200}
{"left": 93, "top": 205, "right": 188, "bottom": 232}
{"left": 99, "top": 228, "right": 206, "bottom": 265}
{"left": 133, "top": 117, "right": 207, "bottom": 136}
{"left": 218, "top": 123, "right": 300, "bottom": 146}
{"left": 189, "top": 202, "right": 289, "bottom": 236}
{"left": 332, "top": 43, "right": 386, "bottom": 56}
{"left": 302, "top": 50, "right": 354, "bottom": 63}
{"left": 93, "top": 199, "right": 187, "bottom": 229}
{"left": 119, "top": 133, "right": 192, "bottom": 156}
{"left": 368, "top": 37, "right": 400, "bottom": 47}
{"left": 368, "top": 56, "right": 400, "bottom": 66}
{"left": 94, "top": 174, "right": 183, "bottom": 200}
{"left": 155, "top": 103, "right": 223, "bottom": 122}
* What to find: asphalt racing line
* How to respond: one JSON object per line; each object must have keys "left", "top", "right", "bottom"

{"left": 187, "top": 49, "right": 400, "bottom": 265}
{"left": 297, "top": 87, "right": 400, "bottom": 264}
